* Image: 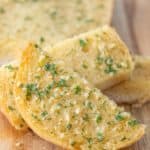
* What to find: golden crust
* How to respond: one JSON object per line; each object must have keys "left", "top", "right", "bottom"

{"left": 0, "top": 64, "right": 28, "bottom": 130}
{"left": 14, "top": 44, "right": 145, "bottom": 149}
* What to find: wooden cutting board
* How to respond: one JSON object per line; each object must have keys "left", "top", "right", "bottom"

{"left": 0, "top": 0, "right": 150, "bottom": 150}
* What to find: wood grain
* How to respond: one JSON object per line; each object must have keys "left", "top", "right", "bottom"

{"left": 0, "top": 0, "right": 150, "bottom": 150}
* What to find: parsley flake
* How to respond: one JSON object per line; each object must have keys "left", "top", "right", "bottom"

{"left": 79, "top": 39, "right": 87, "bottom": 47}
{"left": 44, "top": 63, "right": 57, "bottom": 76}
{"left": 128, "top": 119, "right": 139, "bottom": 127}
{"left": 73, "top": 85, "right": 82, "bottom": 94}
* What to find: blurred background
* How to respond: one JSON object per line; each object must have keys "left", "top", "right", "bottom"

{"left": 113, "top": 0, "right": 150, "bottom": 55}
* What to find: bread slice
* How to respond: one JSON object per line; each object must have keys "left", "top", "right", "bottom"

{"left": 104, "top": 55, "right": 150, "bottom": 105}
{"left": 47, "top": 26, "right": 134, "bottom": 90}
{"left": 0, "top": 63, "right": 27, "bottom": 130}
{"left": 0, "top": 0, "right": 114, "bottom": 46}
{"left": 14, "top": 44, "right": 145, "bottom": 149}
{"left": 0, "top": 0, "right": 114, "bottom": 65}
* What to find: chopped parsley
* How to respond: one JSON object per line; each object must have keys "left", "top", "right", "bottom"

{"left": 96, "top": 56, "right": 104, "bottom": 64}
{"left": 73, "top": 85, "right": 82, "bottom": 94}
{"left": 82, "top": 114, "right": 89, "bottom": 121}
{"left": 41, "top": 111, "right": 48, "bottom": 118}
{"left": 0, "top": 7, "right": 5, "bottom": 14}
{"left": 45, "top": 83, "right": 54, "bottom": 95}
{"left": 128, "top": 119, "right": 139, "bottom": 127}
{"left": 104, "top": 65, "right": 117, "bottom": 74}
{"left": 79, "top": 39, "right": 87, "bottom": 47}
{"left": 40, "top": 37, "right": 45, "bottom": 43}
{"left": 57, "top": 79, "right": 67, "bottom": 87}
{"left": 87, "top": 137, "right": 93, "bottom": 148}
{"left": 82, "top": 63, "right": 88, "bottom": 69}
{"left": 25, "top": 83, "right": 37, "bottom": 97}
{"left": 115, "top": 113, "right": 125, "bottom": 121}
{"left": 34, "top": 43, "right": 39, "bottom": 48}
{"left": 97, "top": 131, "right": 103, "bottom": 142}
{"left": 5, "top": 65, "right": 16, "bottom": 71}
{"left": 86, "top": 101, "right": 93, "bottom": 110}
{"left": 50, "top": 10, "right": 57, "bottom": 19}
{"left": 8, "top": 106, "right": 15, "bottom": 111}
{"left": 96, "top": 114, "right": 102, "bottom": 124}
{"left": 66, "top": 123, "right": 72, "bottom": 130}
{"left": 44, "top": 63, "right": 57, "bottom": 76}
{"left": 31, "top": 114, "right": 40, "bottom": 121}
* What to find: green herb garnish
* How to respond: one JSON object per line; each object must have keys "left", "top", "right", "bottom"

{"left": 41, "top": 111, "right": 48, "bottom": 118}
{"left": 96, "top": 56, "right": 104, "bottom": 64}
{"left": 40, "top": 37, "right": 45, "bottom": 43}
{"left": 66, "top": 123, "right": 72, "bottom": 130}
{"left": 50, "top": 10, "right": 57, "bottom": 19}
{"left": 25, "top": 83, "right": 37, "bottom": 97}
{"left": 57, "top": 79, "right": 67, "bottom": 87}
{"left": 82, "top": 114, "right": 89, "bottom": 121}
{"left": 73, "top": 85, "right": 82, "bottom": 94}
{"left": 8, "top": 106, "right": 15, "bottom": 111}
{"left": 79, "top": 39, "right": 87, "bottom": 47}
{"left": 0, "top": 7, "right": 5, "bottom": 14}
{"left": 128, "top": 119, "right": 139, "bottom": 127}
{"left": 44, "top": 63, "right": 57, "bottom": 76}
{"left": 96, "top": 114, "right": 102, "bottom": 124}
{"left": 115, "top": 113, "right": 124, "bottom": 121}
{"left": 82, "top": 63, "right": 88, "bottom": 69}
{"left": 5, "top": 65, "right": 16, "bottom": 71}
{"left": 104, "top": 65, "right": 117, "bottom": 74}
{"left": 86, "top": 101, "right": 93, "bottom": 110}
{"left": 97, "top": 132, "right": 103, "bottom": 142}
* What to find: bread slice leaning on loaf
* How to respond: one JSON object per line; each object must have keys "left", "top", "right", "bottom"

{"left": 0, "top": 63, "right": 27, "bottom": 130}
{"left": 47, "top": 26, "right": 134, "bottom": 90}
{"left": 14, "top": 44, "right": 145, "bottom": 150}
{"left": 104, "top": 55, "right": 150, "bottom": 105}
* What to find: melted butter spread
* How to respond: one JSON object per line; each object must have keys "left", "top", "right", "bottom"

{"left": 15, "top": 44, "right": 145, "bottom": 150}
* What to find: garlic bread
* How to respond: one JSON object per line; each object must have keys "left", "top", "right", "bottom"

{"left": 104, "top": 56, "right": 150, "bottom": 105}
{"left": 0, "top": 63, "right": 27, "bottom": 130}
{"left": 14, "top": 44, "right": 145, "bottom": 150}
{"left": 0, "top": 0, "right": 114, "bottom": 46}
{"left": 48, "top": 26, "right": 134, "bottom": 90}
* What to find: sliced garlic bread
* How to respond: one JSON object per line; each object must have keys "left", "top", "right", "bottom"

{"left": 0, "top": 63, "right": 27, "bottom": 130}
{"left": 104, "top": 56, "right": 150, "bottom": 105}
{"left": 0, "top": 0, "right": 114, "bottom": 46}
{"left": 15, "top": 44, "right": 145, "bottom": 150}
{"left": 47, "top": 26, "right": 134, "bottom": 90}
{"left": 0, "top": 0, "right": 114, "bottom": 65}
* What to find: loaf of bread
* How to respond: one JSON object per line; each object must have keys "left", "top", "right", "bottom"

{"left": 14, "top": 44, "right": 145, "bottom": 150}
